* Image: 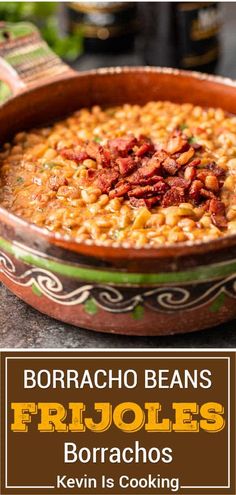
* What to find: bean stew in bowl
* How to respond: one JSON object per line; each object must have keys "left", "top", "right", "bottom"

{"left": 1, "top": 101, "right": 236, "bottom": 248}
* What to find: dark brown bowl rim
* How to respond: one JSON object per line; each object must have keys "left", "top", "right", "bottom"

{"left": 1, "top": 65, "right": 236, "bottom": 260}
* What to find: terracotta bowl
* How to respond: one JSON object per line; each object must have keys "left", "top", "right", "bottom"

{"left": 1, "top": 22, "right": 236, "bottom": 336}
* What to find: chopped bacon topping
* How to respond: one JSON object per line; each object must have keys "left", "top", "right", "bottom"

{"left": 209, "top": 198, "right": 228, "bottom": 228}
{"left": 189, "top": 180, "right": 204, "bottom": 203}
{"left": 128, "top": 181, "right": 167, "bottom": 199}
{"left": 109, "top": 136, "right": 137, "bottom": 154}
{"left": 206, "top": 162, "right": 225, "bottom": 177}
{"left": 166, "top": 177, "right": 189, "bottom": 189}
{"left": 129, "top": 197, "right": 146, "bottom": 208}
{"left": 166, "top": 131, "right": 188, "bottom": 154}
{"left": 116, "top": 156, "right": 135, "bottom": 176}
{"left": 85, "top": 142, "right": 100, "bottom": 160}
{"left": 60, "top": 149, "right": 88, "bottom": 163}
{"left": 59, "top": 130, "right": 227, "bottom": 228}
{"left": 162, "top": 187, "right": 186, "bottom": 207}
{"left": 133, "top": 175, "right": 164, "bottom": 186}
{"left": 94, "top": 169, "right": 119, "bottom": 194}
{"left": 162, "top": 157, "right": 179, "bottom": 175}
{"left": 109, "top": 182, "right": 131, "bottom": 199}
{"left": 136, "top": 142, "right": 153, "bottom": 156}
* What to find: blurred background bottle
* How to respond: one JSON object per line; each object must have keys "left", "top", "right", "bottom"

{"left": 66, "top": 2, "right": 139, "bottom": 53}
{"left": 0, "top": 2, "right": 232, "bottom": 76}
{"left": 143, "top": 2, "right": 221, "bottom": 73}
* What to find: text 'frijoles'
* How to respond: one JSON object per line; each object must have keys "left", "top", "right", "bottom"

{"left": 11, "top": 401, "right": 225, "bottom": 433}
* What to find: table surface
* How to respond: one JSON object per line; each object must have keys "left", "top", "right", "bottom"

{"left": 1, "top": 3, "right": 236, "bottom": 348}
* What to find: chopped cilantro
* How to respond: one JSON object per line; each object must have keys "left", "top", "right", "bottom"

{"left": 113, "top": 229, "right": 124, "bottom": 240}
{"left": 180, "top": 124, "right": 188, "bottom": 131}
{"left": 94, "top": 136, "right": 101, "bottom": 143}
{"left": 16, "top": 176, "right": 24, "bottom": 184}
{"left": 188, "top": 136, "right": 197, "bottom": 144}
{"left": 113, "top": 230, "right": 121, "bottom": 240}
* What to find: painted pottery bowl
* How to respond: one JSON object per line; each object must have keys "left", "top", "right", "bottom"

{"left": 1, "top": 22, "right": 236, "bottom": 336}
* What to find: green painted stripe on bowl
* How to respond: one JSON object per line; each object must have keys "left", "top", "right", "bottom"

{"left": 0, "top": 236, "right": 235, "bottom": 285}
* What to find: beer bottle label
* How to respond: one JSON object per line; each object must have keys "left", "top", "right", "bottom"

{"left": 176, "top": 2, "right": 220, "bottom": 69}
{"left": 67, "top": 2, "right": 138, "bottom": 41}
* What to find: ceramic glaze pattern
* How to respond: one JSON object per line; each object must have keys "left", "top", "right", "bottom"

{"left": 1, "top": 249, "right": 236, "bottom": 315}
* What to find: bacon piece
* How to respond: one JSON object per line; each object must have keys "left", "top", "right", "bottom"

{"left": 196, "top": 170, "right": 209, "bottom": 182}
{"left": 206, "top": 162, "right": 225, "bottom": 177}
{"left": 128, "top": 182, "right": 167, "bottom": 199}
{"left": 128, "top": 157, "right": 162, "bottom": 182}
{"left": 94, "top": 170, "right": 119, "bottom": 193}
{"left": 139, "top": 162, "right": 162, "bottom": 179}
{"left": 200, "top": 188, "right": 216, "bottom": 199}
{"left": 85, "top": 142, "right": 111, "bottom": 166}
{"left": 108, "top": 136, "right": 137, "bottom": 154}
{"left": 162, "top": 157, "right": 179, "bottom": 175}
{"left": 129, "top": 197, "right": 146, "bottom": 208}
{"left": 99, "top": 148, "right": 111, "bottom": 167}
{"left": 116, "top": 156, "right": 136, "bottom": 176}
{"left": 209, "top": 198, "right": 225, "bottom": 215}
{"left": 85, "top": 142, "right": 100, "bottom": 160}
{"left": 139, "top": 158, "right": 163, "bottom": 177}
{"left": 188, "top": 159, "right": 201, "bottom": 167}
{"left": 166, "top": 177, "right": 189, "bottom": 189}
{"left": 129, "top": 196, "right": 160, "bottom": 209}
{"left": 188, "top": 180, "right": 204, "bottom": 203}
{"left": 144, "top": 197, "right": 161, "bottom": 208}
{"left": 109, "top": 182, "right": 131, "bottom": 198}
{"left": 166, "top": 133, "right": 188, "bottom": 154}
{"left": 136, "top": 142, "right": 153, "bottom": 157}
{"left": 133, "top": 175, "right": 164, "bottom": 186}
{"left": 128, "top": 185, "right": 153, "bottom": 198}
{"left": 208, "top": 198, "right": 227, "bottom": 228}
{"left": 87, "top": 169, "right": 97, "bottom": 179}
{"left": 61, "top": 149, "right": 88, "bottom": 163}
{"left": 162, "top": 187, "right": 185, "bottom": 207}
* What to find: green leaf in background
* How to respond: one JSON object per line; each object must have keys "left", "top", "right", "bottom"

{"left": 0, "top": 2, "right": 83, "bottom": 62}
{"left": 188, "top": 136, "right": 197, "bottom": 144}
{"left": 33, "top": 2, "right": 57, "bottom": 17}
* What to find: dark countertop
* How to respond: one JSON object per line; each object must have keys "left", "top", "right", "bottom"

{"left": 1, "top": 3, "right": 236, "bottom": 348}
